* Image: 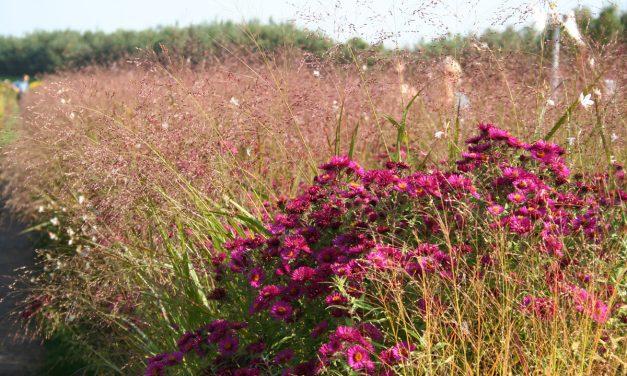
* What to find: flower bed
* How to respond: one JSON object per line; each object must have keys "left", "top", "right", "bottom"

{"left": 147, "top": 124, "right": 625, "bottom": 375}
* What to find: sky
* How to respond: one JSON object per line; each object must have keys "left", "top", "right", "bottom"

{"left": 1, "top": 0, "right": 625, "bottom": 46}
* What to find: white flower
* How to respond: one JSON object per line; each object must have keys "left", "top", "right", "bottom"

{"left": 593, "top": 88, "right": 602, "bottom": 98}
{"left": 332, "top": 100, "right": 339, "bottom": 112}
{"left": 313, "top": 70, "right": 321, "bottom": 78}
{"left": 566, "top": 137, "right": 576, "bottom": 146}
{"left": 610, "top": 155, "right": 617, "bottom": 164}
{"left": 434, "top": 131, "right": 445, "bottom": 139}
{"left": 546, "top": 99, "right": 555, "bottom": 106}
{"left": 60, "top": 98, "right": 67, "bottom": 104}
{"left": 37, "top": 205, "right": 45, "bottom": 213}
{"left": 578, "top": 93, "right": 594, "bottom": 109}
{"left": 67, "top": 228, "right": 75, "bottom": 237}
{"left": 48, "top": 232, "right": 58, "bottom": 240}
{"left": 69, "top": 112, "right": 75, "bottom": 119}
{"left": 78, "top": 195, "right": 85, "bottom": 205}
{"left": 50, "top": 217, "right": 60, "bottom": 226}
{"left": 135, "top": 143, "right": 142, "bottom": 149}
{"left": 229, "top": 97, "right": 240, "bottom": 106}
{"left": 161, "top": 121, "right": 169, "bottom": 130}
{"left": 611, "top": 133, "right": 618, "bottom": 142}
{"left": 361, "top": 64, "right": 368, "bottom": 71}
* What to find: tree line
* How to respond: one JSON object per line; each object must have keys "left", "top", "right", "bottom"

{"left": 0, "top": 6, "right": 624, "bottom": 76}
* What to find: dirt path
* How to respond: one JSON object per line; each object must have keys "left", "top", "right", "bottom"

{"left": 0, "top": 202, "right": 45, "bottom": 375}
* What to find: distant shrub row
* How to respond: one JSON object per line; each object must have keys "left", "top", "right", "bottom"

{"left": 0, "top": 6, "right": 624, "bottom": 76}
{"left": 0, "top": 22, "right": 342, "bottom": 76}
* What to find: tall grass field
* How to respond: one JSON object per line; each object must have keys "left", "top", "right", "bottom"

{"left": 0, "top": 15, "right": 625, "bottom": 376}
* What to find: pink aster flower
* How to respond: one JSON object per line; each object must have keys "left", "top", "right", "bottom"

{"left": 248, "top": 267, "right": 265, "bottom": 288}
{"left": 325, "top": 291, "right": 348, "bottom": 306}
{"left": 270, "top": 301, "right": 293, "bottom": 321}
{"left": 507, "top": 192, "right": 527, "bottom": 204}
{"left": 218, "top": 335, "right": 239, "bottom": 356}
{"left": 346, "top": 345, "right": 374, "bottom": 371}
{"left": 311, "top": 320, "right": 329, "bottom": 339}
{"left": 487, "top": 204, "right": 504, "bottom": 215}
{"left": 274, "top": 348, "right": 295, "bottom": 364}
{"left": 391, "top": 341, "right": 416, "bottom": 361}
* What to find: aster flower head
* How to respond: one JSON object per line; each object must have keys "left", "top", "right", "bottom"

{"left": 487, "top": 204, "right": 504, "bottom": 215}
{"left": 325, "top": 291, "right": 348, "bottom": 307}
{"left": 218, "top": 335, "right": 239, "bottom": 356}
{"left": 274, "top": 348, "right": 295, "bottom": 364}
{"left": 270, "top": 300, "right": 293, "bottom": 321}
{"left": 391, "top": 341, "right": 416, "bottom": 361}
{"left": 346, "top": 345, "right": 374, "bottom": 371}
{"left": 507, "top": 192, "right": 527, "bottom": 204}
{"left": 331, "top": 326, "right": 364, "bottom": 343}
{"left": 248, "top": 267, "right": 265, "bottom": 288}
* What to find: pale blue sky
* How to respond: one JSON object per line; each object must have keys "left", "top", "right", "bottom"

{"left": 1, "top": 0, "right": 625, "bottom": 46}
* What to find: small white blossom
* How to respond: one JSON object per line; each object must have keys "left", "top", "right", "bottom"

{"left": 50, "top": 217, "right": 60, "bottom": 226}
{"left": 48, "top": 232, "right": 58, "bottom": 240}
{"left": 60, "top": 98, "right": 67, "bottom": 104}
{"left": 578, "top": 93, "right": 594, "bottom": 109}
{"left": 67, "top": 228, "right": 75, "bottom": 237}
{"left": 135, "top": 143, "right": 142, "bottom": 149}
{"left": 69, "top": 112, "right": 75, "bottom": 119}
{"left": 566, "top": 137, "right": 576, "bottom": 146}
{"left": 161, "top": 121, "right": 169, "bottom": 130}
{"left": 434, "top": 131, "right": 445, "bottom": 139}
{"left": 610, "top": 155, "right": 617, "bottom": 164}
{"left": 229, "top": 97, "right": 240, "bottom": 106}
{"left": 593, "top": 88, "right": 602, "bottom": 98}
{"left": 78, "top": 195, "right": 85, "bottom": 205}
{"left": 361, "top": 64, "right": 368, "bottom": 71}
{"left": 610, "top": 133, "right": 618, "bottom": 142}
{"left": 37, "top": 205, "right": 45, "bottom": 213}
{"left": 313, "top": 70, "right": 321, "bottom": 78}
{"left": 546, "top": 99, "right": 555, "bottom": 106}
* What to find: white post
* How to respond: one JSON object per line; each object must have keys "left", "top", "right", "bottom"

{"left": 551, "top": 23, "right": 561, "bottom": 96}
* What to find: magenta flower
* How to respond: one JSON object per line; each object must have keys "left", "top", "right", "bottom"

{"left": 248, "top": 267, "right": 265, "bottom": 288}
{"left": 487, "top": 204, "right": 504, "bottom": 216}
{"left": 569, "top": 285, "right": 610, "bottom": 323}
{"left": 218, "top": 335, "right": 239, "bottom": 356}
{"left": 391, "top": 341, "right": 416, "bottom": 361}
{"left": 346, "top": 345, "right": 374, "bottom": 371}
{"left": 331, "top": 326, "right": 363, "bottom": 343}
{"left": 246, "top": 341, "right": 266, "bottom": 354}
{"left": 325, "top": 291, "right": 348, "bottom": 306}
{"left": 507, "top": 192, "right": 527, "bottom": 204}
{"left": 311, "top": 320, "right": 329, "bottom": 338}
{"left": 270, "top": 301, "right": 293, "bottom": 321}
{"left": 273, "top": 348, "right": 295, "bottom": 364}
